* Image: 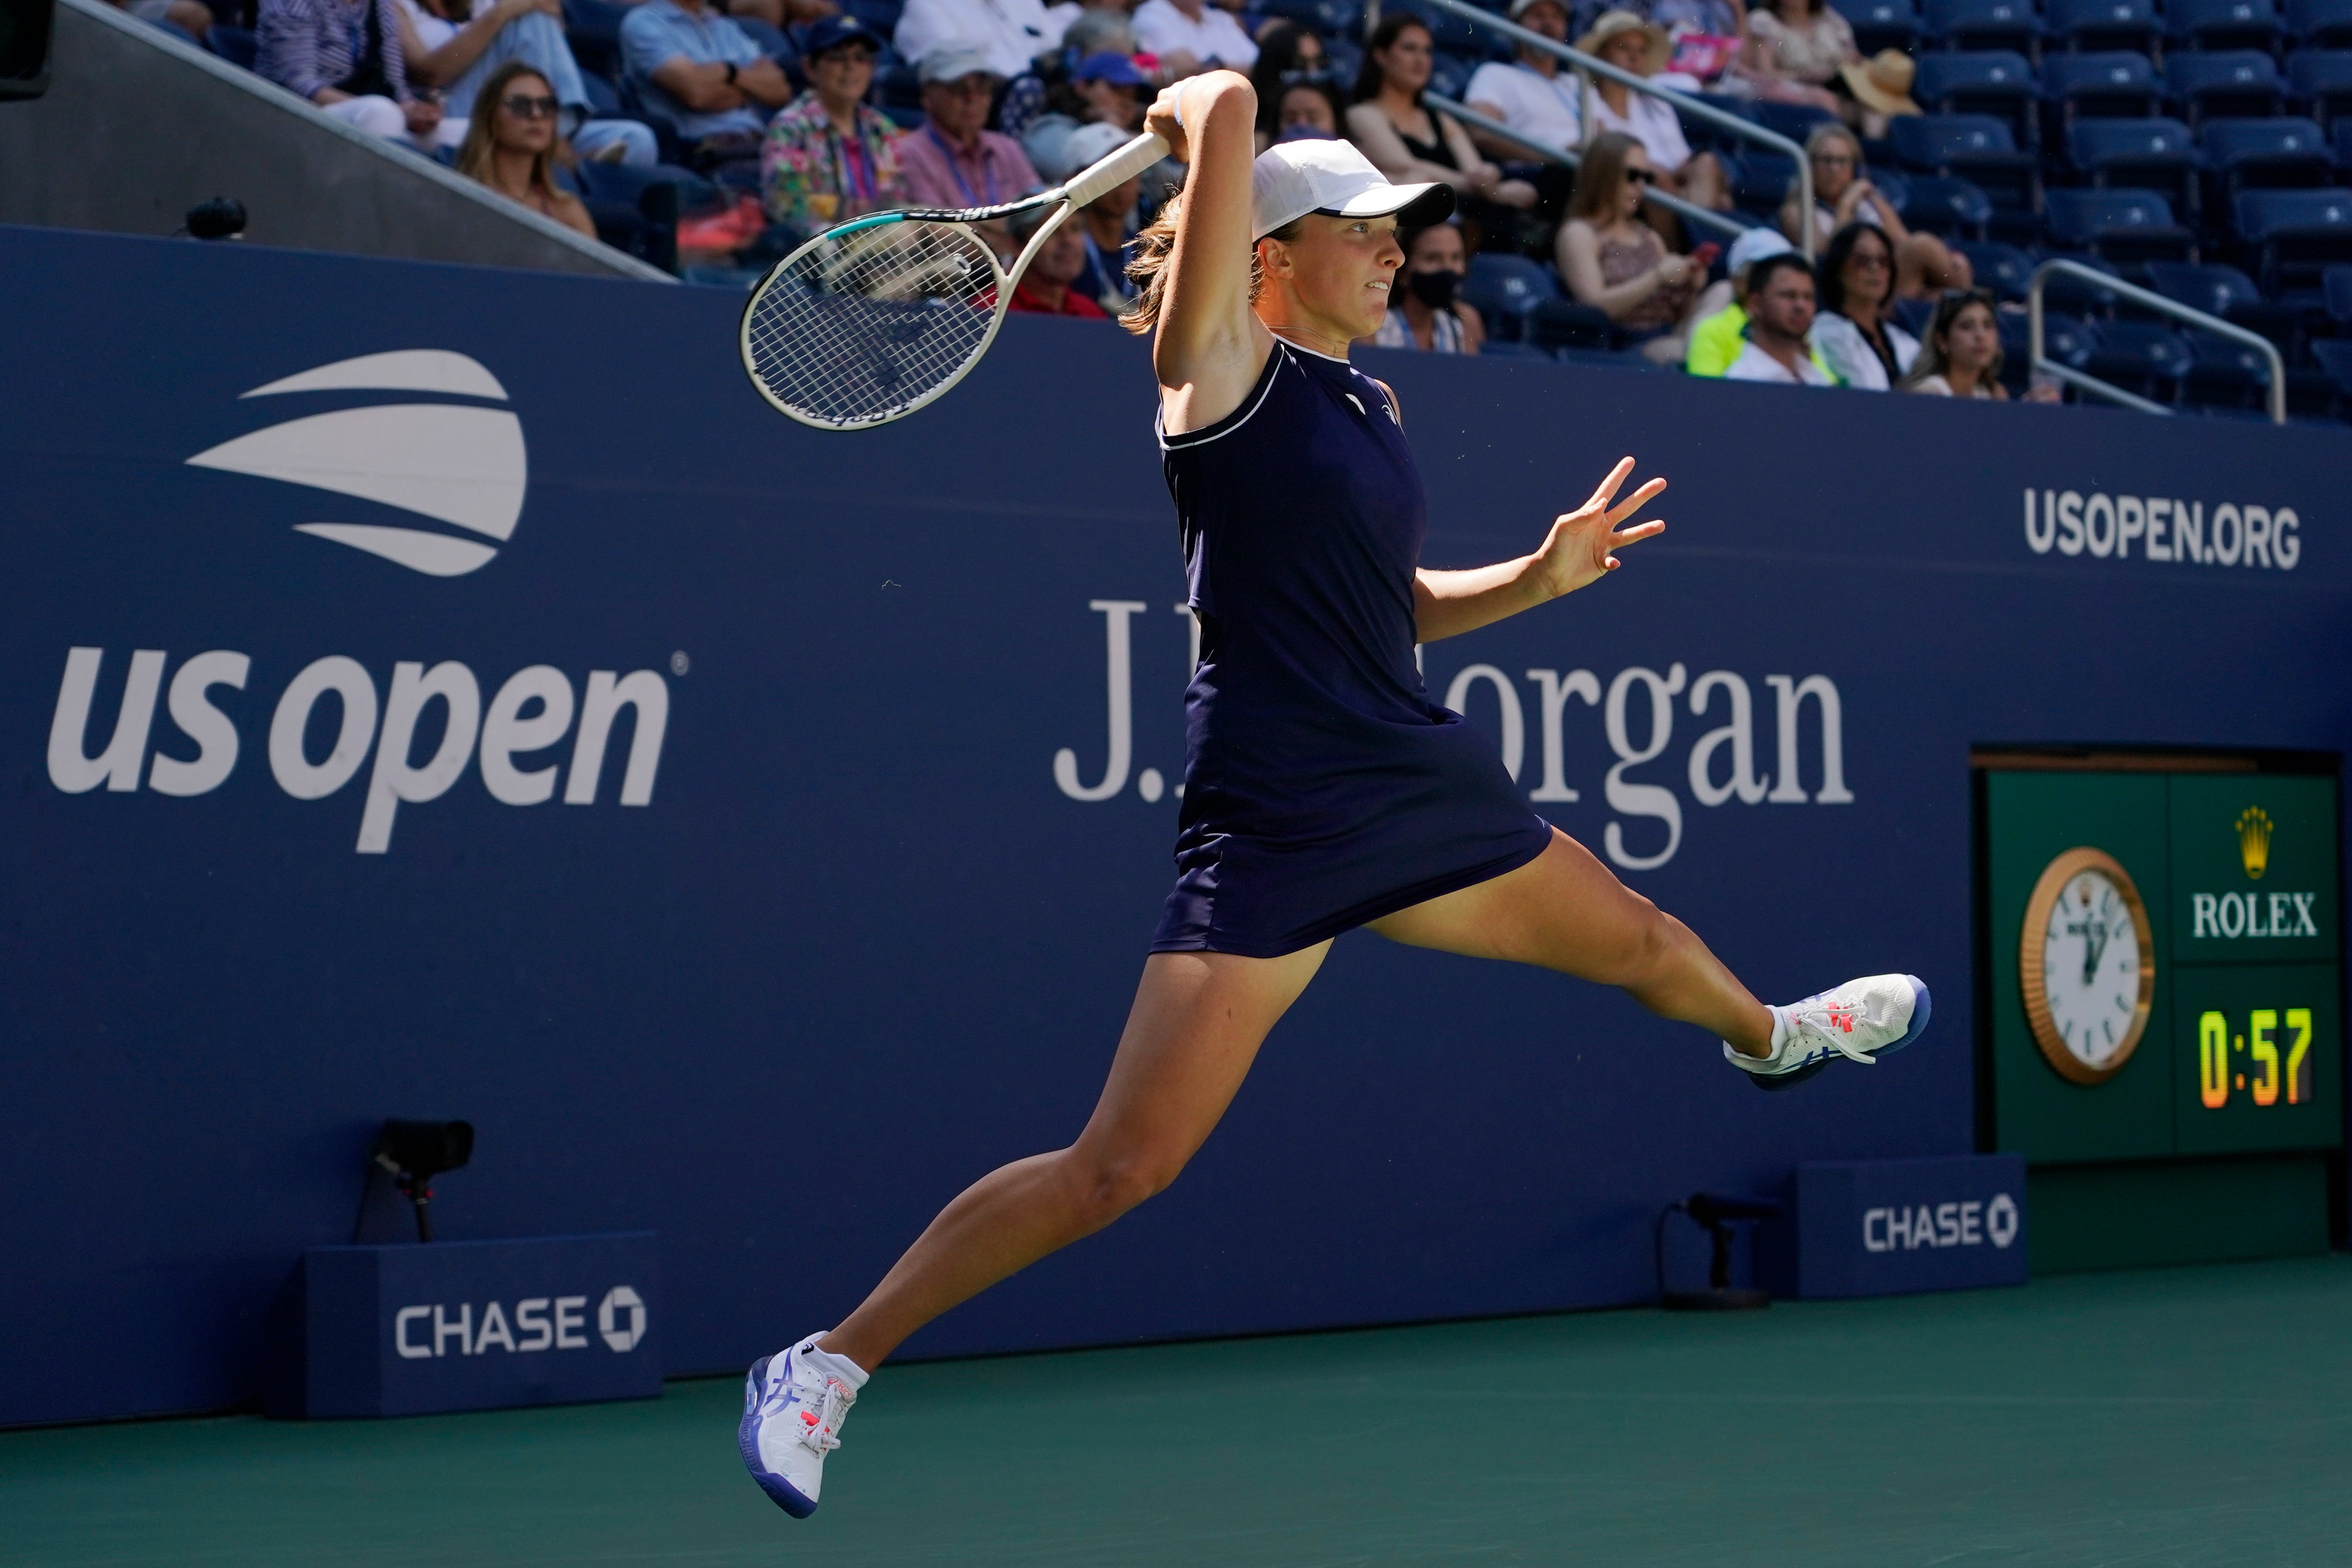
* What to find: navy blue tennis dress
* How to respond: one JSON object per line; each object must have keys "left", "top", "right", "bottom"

{"left": 1150, "top": 340, "right": 1555, "bottom": 959}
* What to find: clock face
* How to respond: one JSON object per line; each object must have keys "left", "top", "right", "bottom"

{"left": 2020, "top": 848, "right": 2155, "bottom": 1085}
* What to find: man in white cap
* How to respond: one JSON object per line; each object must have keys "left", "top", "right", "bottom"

{"left": 1465, "top": 0, "right": 1582, "bottom": 159}
{"left": 897, "top": 44, "right": 1043, "bottom": 253}
{"left": 1683, "top": 225, "right": 1829, "bottom": 379}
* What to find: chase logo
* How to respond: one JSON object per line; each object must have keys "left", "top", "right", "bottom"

{"left": 185, "top": 349, "right": 525, "bottom": 577}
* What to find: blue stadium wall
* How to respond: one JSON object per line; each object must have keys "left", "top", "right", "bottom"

{"left": 2, "top": 223, "right": 2347, "bottom": 1427}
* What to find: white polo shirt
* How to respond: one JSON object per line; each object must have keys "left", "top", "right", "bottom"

{"left": 1724, "top": 339, "right": 1834, "bottom": 385}
{"left": 1463, "top": 60, "right": 1582, "bottom": 154}
{"left": 1132, "top": 0, "right": 1258, "bottom": 70}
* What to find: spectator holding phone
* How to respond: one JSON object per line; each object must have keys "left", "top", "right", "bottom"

{"left": 1372, "top": 222, "right": 1486, "bottom": 352}
{"left": 1557, "top": 131, "right": 1713, "bottom": 364}
{"left": 1810, "top": 221, "right": 1915, "bottom": 390}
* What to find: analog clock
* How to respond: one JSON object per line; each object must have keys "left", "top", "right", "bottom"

{"left": 2020, "top": 847, "right": 2156, "bottom": 1085}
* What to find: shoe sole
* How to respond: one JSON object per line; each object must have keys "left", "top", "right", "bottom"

{"left": 1749, "top": 975, "right": 1933, "bottom": 1093}
{"left": 738, "top": 1354, "right": 819, "bottom": 1519}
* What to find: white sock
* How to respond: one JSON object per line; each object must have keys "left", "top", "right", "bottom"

{"left": 1768, "top": 1008, "right": 1790, "bottom": 1057}
{"left": 799, "top": 1336, "right": 871, "bottom": 1389}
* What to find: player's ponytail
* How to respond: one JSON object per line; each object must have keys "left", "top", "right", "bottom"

{"left": 1121, "top": 194, "right": 1303, "bottom": 337}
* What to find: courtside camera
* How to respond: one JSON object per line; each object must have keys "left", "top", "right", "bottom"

{"left": 182, "top": 198, "right": 247, "bottom": 241}
{"left": 372, "top": 1120, "right": 473, "bottom": 1242}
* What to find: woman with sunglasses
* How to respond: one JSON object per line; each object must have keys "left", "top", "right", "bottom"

{"left": 393, "top": 0, "right": 654, "bottom": 165}
{"left": 1810, "top": 221, "right": 1915, "bottom": 391}
{"left": 456, "top": 61, "right": 596, "bottom": 237}
{"left": 1556, "top": 131, "right": 1713, "bottom": 364}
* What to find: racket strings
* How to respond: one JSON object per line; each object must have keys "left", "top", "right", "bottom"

{"left": 743, "top": 221, "right": 1003, "bottom": 429}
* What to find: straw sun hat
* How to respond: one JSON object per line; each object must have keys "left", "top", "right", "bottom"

{"left": 1839, "top": 49, "right": 1923, "bottom": 116}
{"left": 1574, "top": 10, "right": 1671, "bottom": 73}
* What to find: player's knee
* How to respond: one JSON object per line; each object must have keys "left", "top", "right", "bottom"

{"left": 1070, "top": 1148, "right": 1185, "bottom": 1223}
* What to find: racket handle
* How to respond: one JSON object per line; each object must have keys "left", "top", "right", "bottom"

{"left": 1063, "top": 132, "right": 1170, "bottom": 210}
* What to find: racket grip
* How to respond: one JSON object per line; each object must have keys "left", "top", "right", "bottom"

{"left": 1063, "top": 133, "right": 1170, "bottom": 210}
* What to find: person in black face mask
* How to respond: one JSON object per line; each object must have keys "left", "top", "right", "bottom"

{"left": 1369, "top": 221, "right": 1487, "bottom": 353}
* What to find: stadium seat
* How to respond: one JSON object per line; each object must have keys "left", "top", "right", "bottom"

{"left": 1830, "top": 0, "right": 1927, "bottom": 54}
{"left": 1955, "top": 237, "right": 2039, "bottom": 295}
{"left": 2236, "top": 187, "right": 2352, "bottom": 292}
{"left": 2200, "top": 119, "right": 2335, "bottom": 206}
{"left": 2181, "top": 330, "right": 2278, "bottom": 410}
{"left": 2337, "top": 116, "right": 2352, "bottom": 164}
{"left": 2047, "top": 186, "right": 2200, "bottom": 262}
{"left": 730, "top": 14, "right": 795, "bottom": 62}
{"left": 563, "top": 0, "right": 628, "bottom": 80}
{"left": 577, "top": 69, "right": 625, "bottom": 118}
{"left": 2041, "top": 309, "right": 2102, "bottom": 367}
{"left": 2166, "top": 52, "right": 2287, "bottom": 125}
{"left": 204, "top": 23, "right": 255, "bottom": 68}
{"left": 2288, "top": 51, "right": 2352, "bottom": 121}
{"left": 1461, "top": 253, "right": 1560, "bottom": 342}
{"left": 2041, "top": 250, "right": 2127, "bottom": 311}
{"left": 1925, "top": 0, "right": 2044, "bottom": 54}
{"left": 1743, "top": 99, "right": 1841, "bottom": 147}
{"left": 2069, "top": 118, "right": 2201, "bottom": 215}
{"left": 1889, "top": 114, "right": 2041, "bottom": 209}
{"left": 844, "top": 0, "right": 903, "bottom": 33}
{"left": 2081, "top": 318, "right": 2193, "bottom": 399}
{"left": 1526, "top": 298, "right": 1615, "bottom": 352}
{"left": 2327, "top": 261, "right": 2352, "bottom": 319}
{"left": 2291, "top": 0, "right": 2352, "bottom": 45}
{"left": 2043, "top": 53, "right": 2163, "bottom": 137}
{"left": 1732, "top": 150, "right": 1800, "bottom": 216}
{"left": 1915, "top": 51, "right": 2041, "bottom": 145}
{"left": 2312, "top": 336, "right": 2352, "bottom": 394}
{"left": 2169, "top": 0, "right": 2286, "bottom": 51}
{"left": 2143, "top": 258, "right": 2267, "bottom": 314}
{"left": 2047, "top": 0, "right": 2165, "bottom": 53}
{"left": 1899, "top": 173, "right": 1997, "bottom": 236}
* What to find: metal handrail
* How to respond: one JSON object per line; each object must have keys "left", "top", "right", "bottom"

{"left": 1407, "top": 0, "right": 1813, "bottom": 257}
{"left": 2028, "top": 258, "right": 2285, "bottom": 424}
{"left": 1425, "top": 93, "right": 1756, "bottom": 240}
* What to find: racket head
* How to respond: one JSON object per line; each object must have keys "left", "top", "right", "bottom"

{"left": 740, "top": 215, "right": 1016, "bottom": 432}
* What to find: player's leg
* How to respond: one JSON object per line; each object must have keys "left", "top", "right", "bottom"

{"left": 1372, "top": 829, "right": 1774, "bottom": 1051}
{"left": 740, "top": 942, "right": 1326, "bottom": 1517}
{"left": 1368, "top": 830, "right": 1928, "bottom": 1084}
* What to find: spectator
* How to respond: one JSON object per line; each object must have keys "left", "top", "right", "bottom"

{"left": 1724, "top": 252, "right": 1832, "bottom": 382}
{"left": 1069, "top": 51, "right": 1149, "bottom": 131}
{"left": 457, "top": 62, "right": 596, "bottom": 236}
{"left": 760, "top": 16, "right": 908, "bottom": 234}
{"left": 1836, "top": 47, "right": 1921, "bottom": 137}
{"left": 1465, "top": 0, "right": 1581, "bottom": 163}
{"left": 1556, "top": 131, "right": 1706, "bottom": 364}
{"left": 1810, "top": 220, "right": 1915, "bottom": 389}
{"left": 1650, "top": 0, "right": 1745, "bottom": 85}
{"left": 1347, "top": 15, "right": 1535, "bottom": 232}
{"left": 1272, "top": 77, "right": 1344, "bottom": 142}
{"left": 1003, "top": 207, "right": 1112, "bottom": 317}
{"left": 1900, "top": 288, "right": 2055, "bottom": 398}
{"left": 1249, "top": 19, "right": 1333, "bottom": 146}
{"left": 1575, "top": 11, "right": 1729, "bottom": 212}
{"left": 620, "top": 0, "right": 790, "bottom": 164}
{"left": 1779, "top": 122, "right": 1972, "bottom": 301}
{"left": 257, "top": 0, "right": 461, "bottom": 150}
{"left": 1684, "top": 224, "right": 1791, "bottom": 375}
{"left": 1372, "top": 222, "right": 1486, "bottom": 352}
{"left": 1742, "top": 0, "right": 1854, "bottom": 118}
{"left": 1046, "top": 120, "right": 1143, "bottom": 312}
{"left": 894, "top": 0, "right": 1068, "bottom": 81}
{"left": 116, "top": 0, "right": 214, "bottom": 45}
{"left": 900, "top": 46, "right": 1043, "bottom": 251}
{"left": 394, "top": 0, "right": 654, "bottom": 165}
{"left": 1132, "top": 0, "right": 1257, "bottom": 75}
{"left": 722, "top": 0, "right": 839, "bottom": 33}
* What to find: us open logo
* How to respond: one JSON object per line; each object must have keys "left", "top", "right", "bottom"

{"left": 185, "top": 349, "right": 525, "bottom": 577}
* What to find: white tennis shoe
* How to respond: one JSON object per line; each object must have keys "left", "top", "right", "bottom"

{"left": 739, "top": 1332, "right": 867, "bottom": 1518}
{"left": 1726, "top": 974, "right": 1930, "bottom": 1091}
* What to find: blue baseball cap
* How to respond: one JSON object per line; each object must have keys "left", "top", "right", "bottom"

{"left": 802, "top": 15, "right": 879, "bottom": 57}
{"left": 1073, "top": 51, "right": 1147, "bottom": 86}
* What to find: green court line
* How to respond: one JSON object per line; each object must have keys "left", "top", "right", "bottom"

{"left": 8, "top": 1257, "right": 2352, "bottom": 1568}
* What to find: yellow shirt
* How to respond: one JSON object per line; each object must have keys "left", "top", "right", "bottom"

{"left": 1686, "top": 304, "right": 1842, "bottom": 382}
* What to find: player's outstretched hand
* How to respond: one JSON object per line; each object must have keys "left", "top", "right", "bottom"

{"left": 1528, "top": 457, "right": 1666, "bottom": 600}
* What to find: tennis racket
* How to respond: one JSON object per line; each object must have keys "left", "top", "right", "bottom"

{"left": 739, "top": 130, "right": 1170, "bottom": 432}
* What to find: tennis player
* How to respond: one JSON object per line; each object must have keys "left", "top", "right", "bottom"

{"left": 741, "top": 70, "right": 1928, "bottom": 1518}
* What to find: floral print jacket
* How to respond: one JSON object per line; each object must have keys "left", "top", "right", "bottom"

{"left": 761, "top": 93, "right": 909, "bottom": 230}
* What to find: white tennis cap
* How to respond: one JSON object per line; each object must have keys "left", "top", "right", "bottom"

{"left": 1250, "top": 139, "right": 1454, "bottom": 241}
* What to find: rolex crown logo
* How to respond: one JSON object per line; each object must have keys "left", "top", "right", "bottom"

{"left": 2236, "top": 807, "right": 2273, "bottom": 880}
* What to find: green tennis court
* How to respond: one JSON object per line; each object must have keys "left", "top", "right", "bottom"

{"left": 9, "top": 1256, "right": 2352, "bottom": 1567}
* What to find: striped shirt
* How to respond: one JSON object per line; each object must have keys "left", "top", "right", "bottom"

{"left": 256, "top": 0, "right": 409, "bottom": 103}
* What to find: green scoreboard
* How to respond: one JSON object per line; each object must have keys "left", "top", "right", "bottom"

{"left": 1979, "top": 763, "right": 2344, "bottom": 1271}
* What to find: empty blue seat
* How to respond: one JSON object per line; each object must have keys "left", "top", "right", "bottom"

{"left": 2339, "top": 116, "right": 2352, "bottom": 162}
{"left": 2291, "top": 0, "right": 2352, "bottom": 44}
{"left": 2200, "top": 118, "right": 2335, "bottom": 192}
{"left": 2040, "top": 309, "right": 2101, "bottom": 367}
{"left": 2236, "top": 188, "right": 2352, "bottom": 290}
{"left": 1462, "top": 253, "right": 1560, "bottom": 341}
{"left": 2041, "top": 251, "right": 2126, "bottom": 311}
{"left": 1744, "top": 99, "right": 1841, "bottom": 147}
{"left": 2068, "top": 118, "right": 2202, "bottom": 210}
{"left": 2143, "top": 259, "right": 2267, "bottom": 314}
{"left": 1954, "top": 237, "right": 2038, "bottom": 295}
{"left": 2327, "top": 261, "right": 2352, "bottom": 320}
{"left": 2082, "top": 319, "right": 2193, "bottom": 399}
{"left": 563, "top": 0, "right": 629, "bottom": 78}
{"left": 204, "top": 23, "right": 255, "bottom": 68}
{"left": 2292, "top": 52, "right": 2352, "bottom": 119}
{"left": 2167, "top": 52, "right": 2286, "bottom": 123}
{"left": 1897, "top": 172, "right": 1997, "bottom": 234}
{"left": 1889, "top": 113, "right": 2040, "bottom": 207}
{"left": 1916, "top": 51, "right": 2041, "bottom": 143}
{"left": 2048, "top": 0, "right": 2164, "bottom": 51}
{"left": 1829, "top": 0, "right": 1927, "bottom": 52}
{"left": 2043, "top": 52, "right": 2161, "bottom": 119}
{"left": 2310, "top": 338, "right": 2352, "bottom": 394}
{"left": 1527, "top": 298, "right": 1615, "bottom": 352}
{"left": 2169, "top": 0, "right": 2285, "bottom": 48}
{"left": 1924, "top": 0, "right": 2044, "bottom": 52}
{"left": 2047, "top": 186, "right": 2200, "bottom": 260}
{"left": 1732, "top": 150, "right": 1799, "bottom": 216}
